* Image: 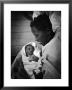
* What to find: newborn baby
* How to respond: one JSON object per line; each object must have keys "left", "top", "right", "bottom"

{"left": 25, "top": 44, "right": 39, "bottom": 62}
{"left": 21, "top": 42, "right": 43, "bottom": 79}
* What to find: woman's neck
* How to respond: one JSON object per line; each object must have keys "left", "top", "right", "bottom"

{"left": 42, "top": 30, "right": 55, "bottom": 46}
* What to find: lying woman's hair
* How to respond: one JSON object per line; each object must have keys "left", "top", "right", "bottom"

{"left": 30, "top": 13, "right": 52, "bottom": 32}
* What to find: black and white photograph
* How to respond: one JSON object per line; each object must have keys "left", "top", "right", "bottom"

{"left": 11, "top": 11, "right": 61, "bottom": 79}
{"left": 4, "top": 4, "right": 69, "bottom": 87}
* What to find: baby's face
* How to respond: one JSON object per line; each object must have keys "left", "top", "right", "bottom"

{"left": 25, "top": 44, "right": 34, "bottom": 57}
{"left": 25, "top": 42, "right": 42, "bottom": 58}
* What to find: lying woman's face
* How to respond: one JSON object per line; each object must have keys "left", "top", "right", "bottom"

{"left": 31, "top": 26, "right": 48, "bottom": 45}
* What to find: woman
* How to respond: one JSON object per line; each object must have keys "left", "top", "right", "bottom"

{"left": 11, "top": 13, "right": 61, "bottom": 79}
{"left": 30, "top": 13, "right": 61, "bottom": 78}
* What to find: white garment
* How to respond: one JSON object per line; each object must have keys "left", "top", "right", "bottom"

{"left": 21, "top": 42, "right": 42, "bottom": 79}
{"left": 42, "top": 29, "right": 61, "bottom": 78}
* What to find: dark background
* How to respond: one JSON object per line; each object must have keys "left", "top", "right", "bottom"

{"left": 0, "top": 0, "right": 71, "bottom": 89}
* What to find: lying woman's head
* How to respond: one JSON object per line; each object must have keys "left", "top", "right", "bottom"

{"left": 30, "top": 13, "right": 55, "bottom": 45}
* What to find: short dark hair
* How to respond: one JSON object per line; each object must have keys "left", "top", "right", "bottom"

{"left": 30, "top": 13, "right": 52, "bottom": 32}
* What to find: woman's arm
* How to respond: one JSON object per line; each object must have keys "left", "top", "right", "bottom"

{"left": 11, "top": 51, "right": 30, "bottom": 79}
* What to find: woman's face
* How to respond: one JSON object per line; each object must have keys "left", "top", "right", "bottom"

{"left": 31, "top": 27, "right": 48, "bottom": 45}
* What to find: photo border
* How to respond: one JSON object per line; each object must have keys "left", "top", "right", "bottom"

{"left": 0, "top": 0, "right": 71, "bottom": 89}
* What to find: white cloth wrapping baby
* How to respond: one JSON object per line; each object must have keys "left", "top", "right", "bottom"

{"left": 21, "top": 42, "right": 43, "bottom": 79}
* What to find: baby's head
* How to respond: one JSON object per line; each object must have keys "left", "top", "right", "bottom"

{"left": 24, "top": 42, "right": 43, "bottom": 77}
{"left": 25, "top": 44, "right": 35, "bottom": 57}
{"left": 25, "top": 42, "right": 42, "bottom": 62}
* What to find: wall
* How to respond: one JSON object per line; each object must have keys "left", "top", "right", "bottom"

{"left": 11, "top": 12, "right": 35, "bottom": 63}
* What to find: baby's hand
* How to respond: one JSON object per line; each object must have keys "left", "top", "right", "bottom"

{"left": 28, "top": 55, "right": 39, "bottom": 62}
